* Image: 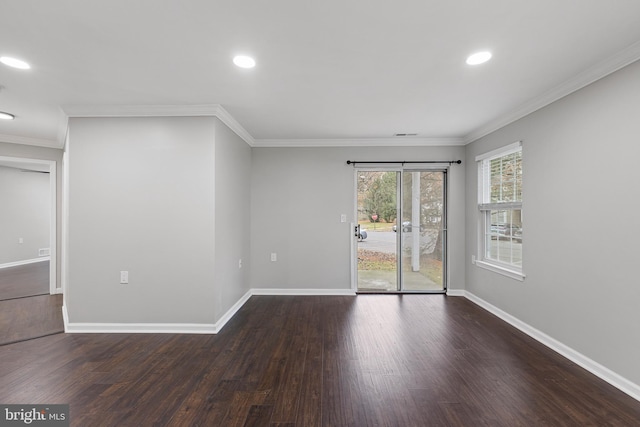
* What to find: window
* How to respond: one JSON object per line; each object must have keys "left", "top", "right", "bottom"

{"left": 476, "top": 141, "right": 524, "bottom": 280}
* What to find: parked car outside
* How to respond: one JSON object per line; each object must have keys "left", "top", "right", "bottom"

{"left": 491, "top": 224, "right": 522, "bottom": 242}
{"left": 392, "top": 221, "right": 413, "bottom": 232}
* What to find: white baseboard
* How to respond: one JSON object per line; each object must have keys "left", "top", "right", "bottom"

{"left": 62, "top": 304, "right": 69, "bottom": 331}
{"left": 446, "top": 289, "right": 465, "bottom": 297}
{"left": 62, "top": 290, "right": 253, "bottom": 334}
{"left": 65, "top": 322, "right": 218, "bottom": 334}
{"left": 251, "top": 288, "right": 356, "bottom": 296}
{"left": 64, "top": 314, "right": 217, "bottom": 334}
{"left": 463, "top": 290, "right": 640, "bottom": 402}
{"left": 0, "top": 257, "right": 50, "bottom": 269}
{"left": 212, "top": 290, "right": 252, "bottom": 332}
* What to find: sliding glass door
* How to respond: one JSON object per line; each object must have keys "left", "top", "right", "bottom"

{"left": 400, "top": 171, "right": 446, "bottom": 291}
{"left": 356, "top": 169, "right": 446, "bottom": 293}
{"left": 356, "top": 171, "right": 399, "bottom": 291}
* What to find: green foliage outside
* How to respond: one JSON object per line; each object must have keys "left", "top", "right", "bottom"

{"left": 363, "top": 172, "right": 397, "bottom": 223}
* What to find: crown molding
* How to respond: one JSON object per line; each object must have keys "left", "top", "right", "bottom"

{"left": 213, "top": 105, "right": 256, "bottom": 146}
{"left": 61, "top": 103, "right": 222, "bottom": 118}
{"left": 56, "top": 107, "right": 69, "bottom": 149}
{"left": 0, "top": 133, "right": 60, "bottom": 149}
{"left": 464, "top": 40, "right": 640, "bottom": 144}
{"left": 253, "top": 137, "right": 465, "bottom": 148}
{"left": 61, "top": 104, "right": 255, "bottom": 146}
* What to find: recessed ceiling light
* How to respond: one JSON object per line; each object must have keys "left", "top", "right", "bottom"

{"left": 0, "top": 112, "right": 15, "bottom": 120}
{"left": 233, "top": 55, "right": 256, "bottom": 69}
{"left": 0, "top": 56, "right": 30, "bottom": 69}
{"left": 466, "top": 51, "right": 492, "bottom": 65}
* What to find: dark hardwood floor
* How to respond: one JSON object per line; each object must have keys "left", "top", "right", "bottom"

{"left": 0, "top": 294, "right": 64, "bottom": 345}
{"left": 0, "top": 295, "right": 638, "bottom": 426}
{"left": 0, "top": 260, "right": 49, "bottom": 300}
{"left": 0, "top": 260, "right": 60, "bottom": 346}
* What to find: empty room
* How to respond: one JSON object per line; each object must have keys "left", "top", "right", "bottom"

{"left": 1, "top": 1, "right": 639, "bottom": 426}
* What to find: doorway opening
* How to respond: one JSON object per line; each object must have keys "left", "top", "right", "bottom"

{"left": 355, "top": 169, "right": 447, "bottom": 293}
{"left": 0, "top": 156, "right": 57, "bottom": 299}
{"left": 0, "top": 156, "right": 61, "bottom": 345}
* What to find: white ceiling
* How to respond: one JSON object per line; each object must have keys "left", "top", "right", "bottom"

{"left": 1, "top": 0, "right": 640, "bottom": 149}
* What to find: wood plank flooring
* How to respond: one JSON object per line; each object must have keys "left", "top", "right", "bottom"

{"left": 0, "top": 294, "right": 64, "bottom": 345}
{"left": 0, "top": 295, "right": 638, "bottom": 426}
{"left": 0, "top": 260, "right": 49, "bottom": 300}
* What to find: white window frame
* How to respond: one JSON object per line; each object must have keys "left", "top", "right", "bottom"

{"left": 475, "top": 141, "right": 525, "bottom": 281}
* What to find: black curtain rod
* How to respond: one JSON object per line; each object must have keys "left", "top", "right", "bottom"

{"left": 346, "top": 160, "right": 462, "bottom": 166}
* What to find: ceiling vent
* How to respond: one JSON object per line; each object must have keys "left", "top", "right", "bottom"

{"left": 393, "top": 133, "right": 418, "bottom": 137}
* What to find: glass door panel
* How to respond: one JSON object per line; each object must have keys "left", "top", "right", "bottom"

{"left": 400, "top": 171, "right": 445, "bottom": 292}
{"left": 356, "top": 171, "right": 399, "bottom": 291}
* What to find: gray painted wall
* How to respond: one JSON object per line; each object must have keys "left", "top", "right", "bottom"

{"left": 465, "top": 60, "right": 640, "bottom": 385}
{"left": 213, "top": 118, "right": 252, "bottom": 320}
{"left": 0, "top": 142, "right": 62, "bottom": 285}
{"left": 250, "top": 146, "right": 466, "bottom": 291}
{"left": 0, "top": 166, "right": 50, "bottom": 264}
{"left": 66, "top": 117, "right": 217, "bottom": 324}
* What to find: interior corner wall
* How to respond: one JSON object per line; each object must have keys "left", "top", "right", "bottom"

{"left": 66, "top": 116, "right": 216, "bottom": 324}
{"left": 250, "top": 145, "right": 466, "bottom": 291}
{"left": 213, "top": 118, "right": 252, "bottom": 321}
{"left": 465, "top": 60, "right": 640, "bottom": 385}
{"left": 0, "top": 142, "right": 63, "bottom": 285}
{"left": 0, "top": 166, "right": 50, "bottom": 264}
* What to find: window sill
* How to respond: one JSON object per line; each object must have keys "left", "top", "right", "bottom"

{"left": 473, "top": 259, "right": 525, "bottom": 281}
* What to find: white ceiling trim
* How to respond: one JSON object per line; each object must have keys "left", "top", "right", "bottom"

{"left": 0, "top": 133, "right": 59, "bottom": 149}
{"left": 61, "top": 104, "right": 221, "bottom": 117}
{"left": 213, "top": 106, "right": 256, "bottom": 146}
{"left": 56, "top": 108, "right": 69, "bottom": 149}
{"left": 253, "top": 137, "right": 465, "bottom": 148}
{"left": 61, "top": 104, "right": 255, "bottom": 146}
{"left": 463, "top": 39, "right": 640, "bottom": 144}
{"left": 0, "top": 155, "right": 53, "bottom": 172}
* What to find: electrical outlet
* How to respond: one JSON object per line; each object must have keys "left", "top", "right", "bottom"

{"left": 340, "top": 214, "right": 347, "bottom": 223}
{"left": 238, "top": 259, "right": 243, "bottom": 269}
{"left": 18, "top": 237, "right": 23, "bottom": 244}
{"left": 270, "top": 253, "right": 277, "bottom": 262}
{"left": 120, "top": 271, "right": 129, "bottom": 284}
